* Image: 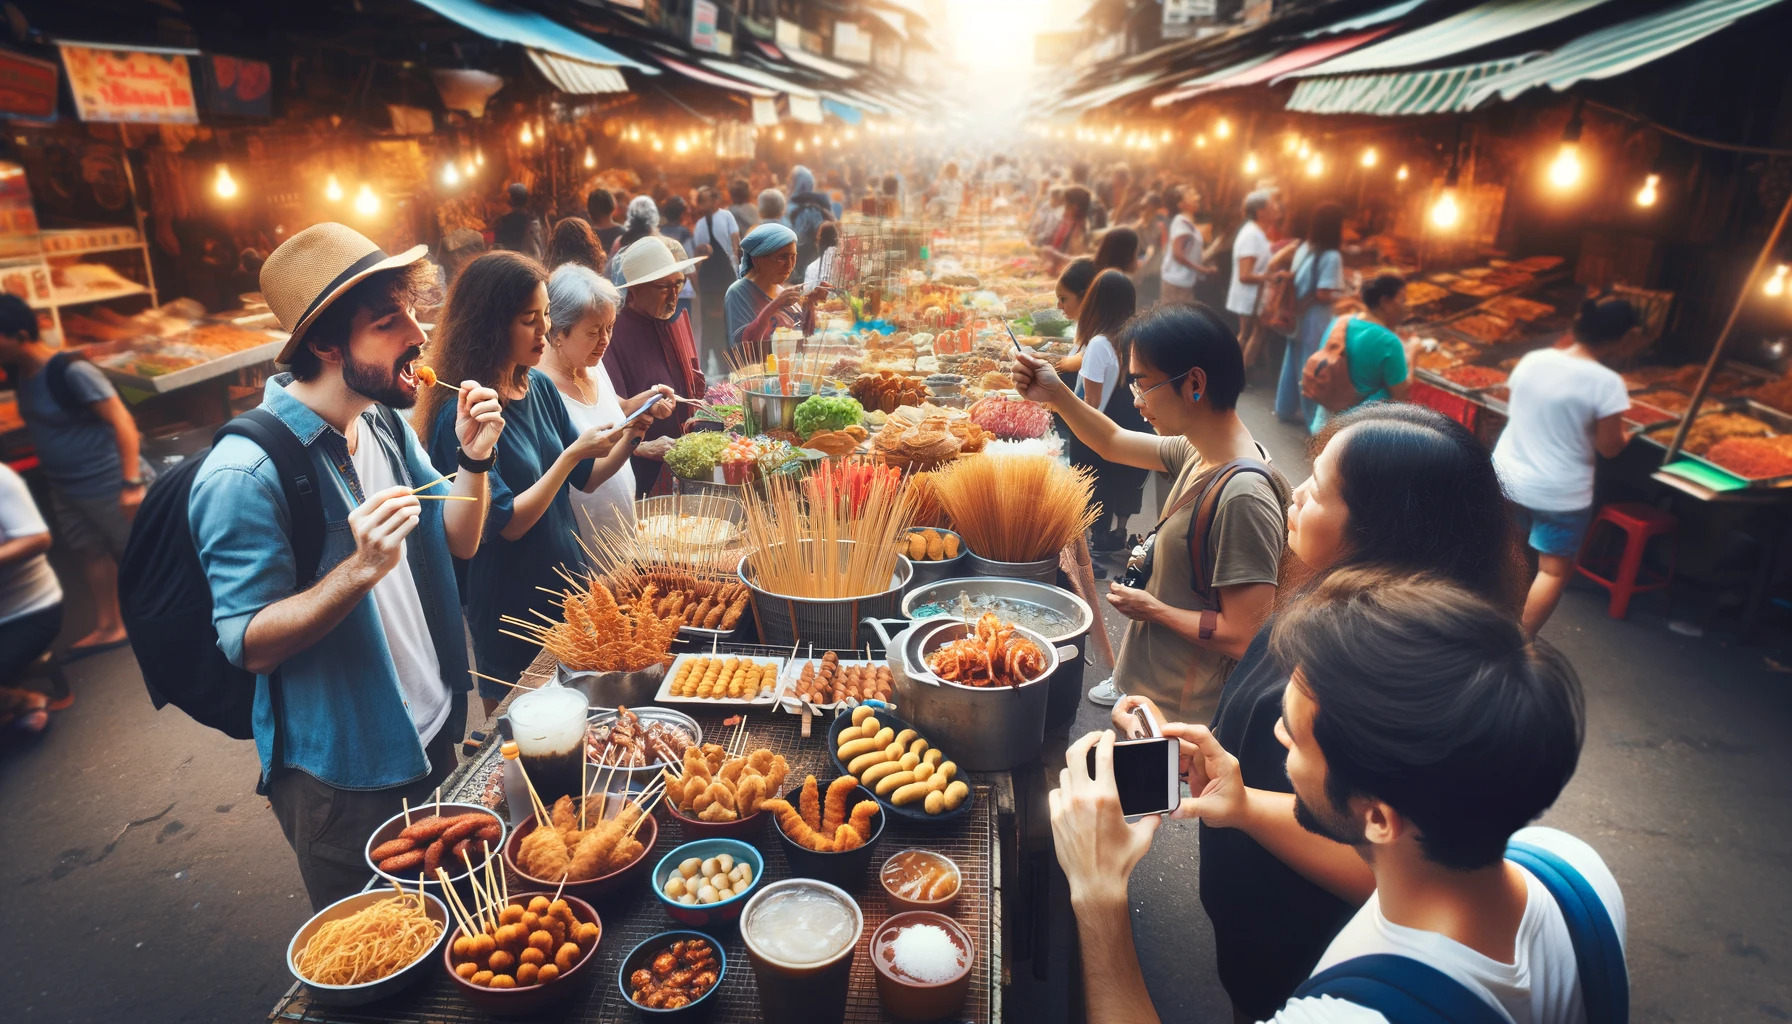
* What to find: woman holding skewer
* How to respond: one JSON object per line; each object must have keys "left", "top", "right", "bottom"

{"left": 414, "top": 251, "right": 661, "bottom": 715}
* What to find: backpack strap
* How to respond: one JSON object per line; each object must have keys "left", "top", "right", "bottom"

{"left": 44, "top": 350, "right": 98, "bottom": 419}
{"left": 215, "top": 407, "right": 326, "bottom": 589}
{"left": 1292, "top": 954, "right": 1510, "bottom": 1024}
{"left": 1507, "top": 840, "right": 1628, "bottom": 1024}
{"left": 1188, "top": 458, "right": 1278, "bottom": 606}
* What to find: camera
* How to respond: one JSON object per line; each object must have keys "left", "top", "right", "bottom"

{"left": 1117, "top": 536, "right": 1153, "bottom": 589}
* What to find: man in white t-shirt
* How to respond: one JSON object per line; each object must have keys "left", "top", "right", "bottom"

{"left": 1159, "top": 184, "right": 1216, "bottom": 307}
{"left": 1228, "top": 190, "right": 1280, "bottom": 367}
{"left": 692, "top": 185, "right": 742, "bottom": 374}
{"left": 1052, "top": 570, "right": 1625, "bottom": 1024}
{"left": 0, "top": 462, "right": 65, "bottom": 731}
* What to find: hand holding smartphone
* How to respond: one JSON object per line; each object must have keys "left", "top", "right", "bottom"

{"left": 1087, "top": 732, "right": 1180, "bottom": 818}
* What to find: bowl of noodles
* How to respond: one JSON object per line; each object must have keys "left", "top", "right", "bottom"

{"left": 288, "top": 887, "right": 449, "bottom": 1005}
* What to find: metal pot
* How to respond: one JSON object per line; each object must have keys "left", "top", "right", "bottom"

{"left": 739, "top": 375, "right": 818, "bottom": 435}
{"left": 964, "top": 550, "right": 1059, "bottom": 585}
{"left": 900, "top": 578, "right": 1093, "bottom": 729}
{"left": 556, "top": 661, "right": 665, "bottom": 708}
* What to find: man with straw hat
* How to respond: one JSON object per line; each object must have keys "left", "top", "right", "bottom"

{"left": 187, "top": 222, "right": 506, "bottom": 909}
{"left": 603, "top": 235, "right": 704, "bottom": 495}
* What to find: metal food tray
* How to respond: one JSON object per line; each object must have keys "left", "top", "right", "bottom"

{"left": 1414, "top": 367, "right": 1507, "bottom": 395}
{"left": 269, "top": 705, "right": 999, "bottom": 1024}
{"left": 100, "top": 334, "right": 286, "bottom": 394}
{"left": 654, "top": 652, "right": 785, "bottom": 706}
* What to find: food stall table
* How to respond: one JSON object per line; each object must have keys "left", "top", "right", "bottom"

{"left": 268, "top": 643, "right": 1008, "bottom": 1024}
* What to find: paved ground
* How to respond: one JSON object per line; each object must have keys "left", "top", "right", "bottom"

{"left": 0, "top": 385, "right": 1788, "bottom": 1022}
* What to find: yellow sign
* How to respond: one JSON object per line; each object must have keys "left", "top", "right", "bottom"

{"left": 60, "top": 44, "right": 197, "bottom": 124}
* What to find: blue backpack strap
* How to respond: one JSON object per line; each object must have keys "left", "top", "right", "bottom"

{"left": 1292, "top": 954, "right": 1509, "bottom": 1024}
{"left": 1506, "top": 840, "right": 1628, "bottom": 1024}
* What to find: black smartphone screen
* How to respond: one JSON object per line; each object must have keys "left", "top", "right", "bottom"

{"left": 1088, "top": 737, "right": 1176, "bottom": 817}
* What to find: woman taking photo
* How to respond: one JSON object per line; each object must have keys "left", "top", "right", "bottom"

{"left": 414, "top": 252, "right": 635, "bottom": 714}
{"left": 1013, "top": 303, "right": 1288, "bottom": 717}
{"left": 724, "top": 222, "right": 818, "bottom": 351}
{"left": 542, "top": 264, "right": 677, "bottom": 545}
{"left": 1274, "top": 201, "right": 1345, "bottom": 427}
{"left": 1063, "top": 269, "right": 1148, "bottom": 553}
{"left": 1111, "top": 403, "right": 1523, "bottom": 1020}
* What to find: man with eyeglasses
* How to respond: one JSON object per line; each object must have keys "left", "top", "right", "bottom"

{"left": 605, "top": 237, "right": 706, "bottom": 495}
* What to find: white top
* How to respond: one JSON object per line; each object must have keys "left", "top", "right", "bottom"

{"left": 802, "top": 246, "right": 838, "bottom": 296}
{"left": 1227, "top": 220, "right": 1272, "bottom": 316}
{"left": 557, "top": 366, "right": 637, "bottom": 547}
{"left": 693, "top": 208, "right": 741, "bottom": 267}
{"left": 1492, "top": 348, "right": 1630, "bottom": 512}
{"left": 1077, "top": 334, "right": 1120, "bottom": 415}
{"left": 1266, "top": 827, "right": 1626, "bottom": 1024}
{"left": 1161, "top": 214, "right": 1203, "bottom": 289}
{"left": 0, "top": 463, "right": 62, "bottom": 625}
{"left": 349, "top": 436, "right": 450, "bottom": 743}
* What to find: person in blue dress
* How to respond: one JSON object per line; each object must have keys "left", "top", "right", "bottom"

{"left": 412, "top": 251, "right": 667, "bottom": 714}
{"left": 1308, "top": 273, "right": 1414, "bottom": 434}
{"left": 1274, "top": 202, "right": 1345, "bottom": 428}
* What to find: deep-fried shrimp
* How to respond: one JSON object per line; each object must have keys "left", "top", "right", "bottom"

{"left": 821, "top": 775, "right": 858, "bottom": 833}
{"left": 798, "top": 775, "right": 821, "bottom": 831}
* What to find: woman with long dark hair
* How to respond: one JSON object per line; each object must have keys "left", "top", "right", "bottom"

{"left": 1064, "top": 270, "right": 1149, "bottom": 552}
{"left": 1092, "top": 226, "right": 1141, "bottom": 276}
{"left": 1050, "top": 258, "right": 1099, "bottom": 379}
{"left": 1038, "top": 185, "right": 1092, "bottom": 274}
{"left": 545, "top": 216, "right": 605, "bottom": 274}
{"left": 1275, "top": 201, "right": 1345, "bottom": 427}
{"left": 1113, "top": 403, "right": 1524, "bottom": 1019}
{"left": 415, "top": 251, "right": 626, "bottom": 714}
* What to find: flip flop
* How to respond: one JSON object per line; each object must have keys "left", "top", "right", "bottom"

{"left": 63, "top": 638, "right": 130, "bottom": 662}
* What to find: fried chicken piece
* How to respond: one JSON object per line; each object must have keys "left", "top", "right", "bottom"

{"left": 822, "top": 775, "right": 858, "bottom": 833}
{"left": 832, "top": 823, "right": 865, "bottom": 852}
{"left": 847, "top": 800, "right": 880, "bottom": 842}
{"left": 763, "top": 798, "right": 831, "bottom": 851}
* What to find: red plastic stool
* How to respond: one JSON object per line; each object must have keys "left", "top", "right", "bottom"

{"left": 1575, "top": 503, "right": 1677, "bottom": 619}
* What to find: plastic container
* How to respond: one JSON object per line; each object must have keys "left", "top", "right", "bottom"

{"left": 500, "top": 742, "right": 529, "bottom": 827}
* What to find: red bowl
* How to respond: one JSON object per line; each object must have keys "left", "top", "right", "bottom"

{"left": 502, "top": 802, "right": 659, "bottom": 902}
{"left": 443, "top": 892, "right": 601, "bottom": 1015}
{"left": 871, "top": 910, "right": 975, "bottom": 1021}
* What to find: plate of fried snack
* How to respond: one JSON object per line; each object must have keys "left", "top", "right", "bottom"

{"left": 785, "top": 650, "right": 896, "bottom": 710}
{"left": 656, "top": 653, "right": 783, "bottom": 704}
{"left": 503, "top": 780, "right": 662, "bottom": 899}
{"left": 760, "top": 775, "right": 886, "bottom": 888}
{"left": 828, "top": 706, "right": 972, "bottom": 824}
{"left": 660, "top": 732, "right": 789, "bottom": 839}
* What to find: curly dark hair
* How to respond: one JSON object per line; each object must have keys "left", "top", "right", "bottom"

{"left": 411, "top": 251, "right": 546, "bottom": 443}
{"left": 546, "top": 216, "right": 605, "bottom": 274}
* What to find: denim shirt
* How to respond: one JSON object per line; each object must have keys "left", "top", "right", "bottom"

{"left": 189, "top": 376, "right": 471, "bottom": 791}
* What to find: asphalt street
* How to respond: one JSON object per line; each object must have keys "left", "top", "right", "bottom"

{"left": 0, "top": 386, "right": 1788, "bottom": 1022}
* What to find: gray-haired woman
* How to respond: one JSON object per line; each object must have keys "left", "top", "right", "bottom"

{"left": 607, "top": 195, "right": 662, "bottom": 284}
{"left": 542, "top": 264, "right": 675, "bottom": 545}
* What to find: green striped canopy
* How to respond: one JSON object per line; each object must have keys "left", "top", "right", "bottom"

{"left": 1286, "top": 60, "right": 1527, "bottom": 115}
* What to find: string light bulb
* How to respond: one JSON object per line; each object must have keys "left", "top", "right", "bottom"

{"left": 795, "top": 140, "right": 806, "bottom": 153}
{"left": 1636, "top": 173, "right": 1660, "bottom": 208}
{"left": 440, "top": 161, "right": 460, "bottom": 187}
{"left": 1767, "top": 264, "right": 1789, "bottom": 298}
{"left": 1396, "top": 163, "right": 1409, "bottom": 182}
{"left": 674, "top": 136, "right": 690, "bottom": 154}
{"left": 1215, "top": 117, "right": 1231, "bottom": 139}
{"left": 1195, "top": 134, "right": 1207, "bottom": 148}
{"left": 463, "top": 157, "right": 476, "bottom": 177}
{"left": 1305, "top": 153, "right": 1324, "bottom": 178}
{"left": 774, "top": 127, "right": 785, "bottom": 142}
{"left": 354, "top": 183, "right": 379, "bottom": 217}
{"left": 520, "top": 122, "right": 535, "bottom": 145}
{"left": 1297, "top": 139, "right": 1311, "bottom": 159}
{"left": 1430, "top": 163, "right": 1461, "bottom": 230}
{"left": 1160, "top": 129, "right": 1171, "bottom": 143}
{"left": 1549, "top": 105, "right": 1584, "bottom": 190}
{"left": 583, "top": 147, "right": 596, "bottom": 169}
{"left": 324, "top": 174, "right": 343, "bottom": 202}
{"left": 475, "top": 148, "right": 485, "bottom": 166}
{"left": 1360, "top": 147, "right": 1378, "bottom": 168}
{"left": 1243, "top": 153, "right": 1259, "bottom": 175}
{"left": 213, "top": 164, "right": 238, "bottom": 200}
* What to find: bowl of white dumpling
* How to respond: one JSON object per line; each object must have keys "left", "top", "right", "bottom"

{"left": 650, "top": 839, "right": 765, "bottom": 929}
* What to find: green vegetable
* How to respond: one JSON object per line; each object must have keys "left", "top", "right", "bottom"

{"left": 664, "top": 432, "right": 731, "bottom": 479}
{"left": 791, "top": 395, "right": 864, "bottom": 440}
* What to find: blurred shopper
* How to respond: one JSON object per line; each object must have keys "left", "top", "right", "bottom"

{"left": 1031, "top": 184, "right": 1066, "bottom": 246}
{"left": 692, "top": 186, "right": 742, "bottom": 370}
{"left": 0, "top": 460, "right": 64, "bottom": 731}
{"left": 1307, "top": 274, "right": 1413, "bottom": 433}
{"left": 726, "top": 223, "right": 818, "bottom": 351}
{"left": 1228, "top": 190, "right": 1279, "bottom": 370}
{"left": 586, "top": 187, "right": 624, "bottom": 254}
{"left": 1064, "top": 270, "right": 1148, "bottom": 555}
{"left": 728, "top": 179, "right": 760, "bottom": 231}
{"left": 545, "top": 216, "right": 605, "bottom": 274}
{"left": 607, "top": 196, "right": 661, "bottom": 284}
{"left": 492, "top": 183, "right": 544, "bottom": 261}
{"left": 758, "top": 188, "right": 788, "bottom": 228}
{"left": 606, "top": 238, "right": 705, "bottom": 496}
{"left": 926, "top": 161, "right": 966, "bottom": 222}
{"left": 1159, "top": 185, "right": 1216, "bottom": 307}
{"left": 1275, "top": 202, "right": 1345, "bottom": 428}
{"left": 659, "top": 195, "right": 697, "bottom": 328}
{"left": 1093, "top": 226, "right": 1141, "bottom": 277}
{"left": 802, "top": 222, "right": 840, "bottom": 295}
{"left": 786, "top": 166, "right": 836, "bottom": 283}
{"left": 1039, "top": 185, "right": 1093, "bottom": 274}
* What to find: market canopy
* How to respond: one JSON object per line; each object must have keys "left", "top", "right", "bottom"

{"left": 526, "top": 50, "right": 627, "bottom": 94}
{"left": 774, "top": 46, "right": 860, "bottom": 81}
{"left": 1295, "top": 0, "right": 1430, "bottom": 38}
{"left": 409, "top": 0, "right": 653, "bottom": 73}
{"left": 1462, "top": 0, "right": 1790, "bottom": 108}
{"left": 652, "top": 53, "right": 776, "bottom": 98}
{"left": 1285, "top": 58, "right": 1526, "bottom": 115}
{"left": 865, "top": 7, "right": 909, "bottom": 41}
{"left": 1051, "top": 70, "right": 1173, "bottom": 114}
{"left": 1151, "top": 26, "right": 1394, "bottom": 107}
{"left": 1277, "top": 0, "right": 1613, "bottom": 81}
{"left": 698, "top": 57, "right": 824, "bottom": 123}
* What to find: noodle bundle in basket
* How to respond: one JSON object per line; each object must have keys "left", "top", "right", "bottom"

{"left": 930, "top": 454, "right": 1100, "bottom": 563}
{"left": 742, "top": 464, "right": 918, "bottom": 599}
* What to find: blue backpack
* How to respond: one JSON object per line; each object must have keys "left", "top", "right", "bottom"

{"left": 1291, "top": 840, "right": 1628, "bottom": 1024}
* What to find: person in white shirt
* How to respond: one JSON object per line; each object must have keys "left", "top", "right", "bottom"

{"left": 692, "top": 185, "right": 743, "bottom": 375}
{"left": 1052, "top": 569, "right": 1624, "bottom": 1024}
{"left": 1228, "top": 190, "right": 1281, "bottom": 368}
{"left": 0, "top": 462, "right": 64, "bottom": 731}
{"left": 1159, "top": 184, "right": 1217, "bottom": 307}
{"left": 801, "top": 222, "right": 839, "bottom": 297}
{"left": 1493, "top": 297, "right": 1639, "bottom": 635}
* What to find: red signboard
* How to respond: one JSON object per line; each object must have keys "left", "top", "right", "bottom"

{"left": 0, "top": 51, "right": 58, "bottom": 120}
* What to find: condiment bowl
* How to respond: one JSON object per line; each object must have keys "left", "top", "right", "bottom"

{"left": 769, "top": 782, "right": 885, "bottom": 890}
{"left": 620, "top": 929, "right": 729, "bottom": 1020}
{"left": 871, "top": 910, "right": 975, "bottom": 1021}
{"left": 650, "top": 838, "right": 765, "bottom": 930}
{"left": 502, "top": 792, "right": 659, "bottom": 902}
{"left": 364, "top": 802, "right": 505, "bottom": 901}
{"left": 443, "top": 892, "right": 601, "bottom": 1015}
{"left": 288, "top": 889, "right": 448, "bottom": 1006}
{"left": 879, "top": 849, "right": 962, "bottom": 914}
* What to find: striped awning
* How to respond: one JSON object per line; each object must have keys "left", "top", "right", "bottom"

{"left": 698, "top": 58, "right": 819, "bottom": 98}
{"left": 1463, "top": 0, "right": 1788, "bottom": 108}
{"left": 527, "top": 50, "right": 628, "bottom": 94}
{"left": 1152, "top": 27, "right": 1393, "bottom": 107}
{"left": 1286, "top": 58, "right": 1527, "bottom": 115}
{"left": 410, "top": 0, "right": 652, "bottom": 73}
{"left": 1279, "top": 0, "right": 1613, "bottom": 81}
{"left": 1297, "top": 0, "right": 1428, "bottom": 38}
{"left": 652, "top": 53, "right": 776, "bottom": 98}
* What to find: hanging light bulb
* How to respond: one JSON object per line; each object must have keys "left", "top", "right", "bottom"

{"left": 774, "top": 127, "right": 786, "bottom": 142}
{"left": 1243, "top": 153, "right": 1260, "bottom": 175}
{"left": 441, "top": 161, "right": 460, "bottom": 187}
{"left": 1195, "top": 134, "right": 1207, "bottom": 148}
{"left": 1636, "top": 173, "right": 1660, "bottom": 208}
{"left": 795, "top": 140, "right": 806, "bottom": 153}
{"left": 810, "top": 133, "right": 821, "bottom": 146}
{"left": 475, "top": 148, "right": 486, "bottom": 166}
{"left": 324, "top": 174, "right": 343, "bottom": 202}
{"left": 845, "top": 128, "right": 856, "bottom": 141}
{"left": 535, "top": 117, "right": 546, "bottom": 138}
{"left": 520, "top": 122, "right": 535, "bottom": 146}
{"left": 1215, "top": 117, "right": 1231, "bottom": 139}
{"left": 652, "top": 138, "right": 664, "bottom": 152}
{"left": 463, "top": 157, "right": 477, "bottom": 177}
{"left": 584, "top": 146, "right": 596, "bottom": 169}
{"left": 1549, "top": 105, "right": 1584, "bottom": 190}
{"left": 1159, "top": 129, "right": 1171, "bottom": 143}
{"left": 1360, "top": 147, "right": 1378, "bottom": 168}
{"left": 1306, "top": 154, "right": 1324, "bottom": 178}
{"left": 674, "top": 136, "right": 690, "bottom": 154}
{"left": 354, "top": 183, "right": 379, "bottom": 217}
{"left": 1283, "top": 135, "right": 1299, "bottom": 154}
{"left": 1430, "top": 163, "right": 1461, "bottom": 230}
{"left": 1396, "top": 163, "right": 1410, "bottom": 182}
{"left": 213, "top": 164, "right": 238, "bottom": 199}
{"left": 1297, "top": 139, "right": 1312, "bottom": 160}
{"left": 1766, "top": 264, "right": 1789, "bottom": 298}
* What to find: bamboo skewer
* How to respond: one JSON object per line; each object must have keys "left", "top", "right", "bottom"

{"left": 402, "top": 797, "right": 412, "bottom": 826}
{"left": 408, "top": 472, "right": 456, "bottom": 494}
{"left": 512, "top": 754, "right": 551, "bottom": 825}
{"left": 414, "top": 493, "right": 476, "bottom": 502}
{"left": 460, "top": 850, "right": 492, "bottom": 930}
{"left": 468, "top": 668, "right": 531, "bottom": 691}
{"left": 483, "top": 841, "right": 503, "bottom": 912}
{"left": 435, "top": 867, "right": 478, "bottom": 935}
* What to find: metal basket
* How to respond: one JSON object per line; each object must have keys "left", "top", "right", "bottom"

{"left": 739, "top": 543, "right": 913, "bottom": 651}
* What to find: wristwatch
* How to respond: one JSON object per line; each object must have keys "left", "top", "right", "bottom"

{"left": 456, "top": 446, "right": 496, "bottom": 474}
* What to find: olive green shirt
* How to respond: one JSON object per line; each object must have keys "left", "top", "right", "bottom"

{"left": 1114, "top": 436, "right": 1289, "bottom": 724}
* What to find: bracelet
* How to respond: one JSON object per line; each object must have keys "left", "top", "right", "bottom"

{"left": 1198, "top": 609, "right": 1218, "bottom": 642}
{"left": 122, "top": 478, "right": 145, "bottom": 488}
{"left": 456, "top": 446, "right": 496, "bottom": 474}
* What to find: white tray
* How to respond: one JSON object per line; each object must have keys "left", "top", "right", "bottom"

{"left": 776, "top": 657, "right": 887, "bottom": 714}
{"left": 655, "top": 652, "right": 785, "bottom": 706}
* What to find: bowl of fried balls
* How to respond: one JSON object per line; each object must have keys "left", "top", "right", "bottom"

{"left": 443, "top": 892, "right": 601, "bottom": 1014}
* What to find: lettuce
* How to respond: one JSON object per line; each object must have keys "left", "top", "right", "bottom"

{"left": 791, "top": 395, "right": 864, "bottom": 439}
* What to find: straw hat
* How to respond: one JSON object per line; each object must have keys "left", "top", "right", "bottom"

{"left": 261, "top": 223, "right": 429, "bottom": 363}
{"left": 616, "top": 235, "right": 703, "bottom": 289}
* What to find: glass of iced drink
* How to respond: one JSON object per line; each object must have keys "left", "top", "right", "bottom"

{"left": 504, "top": 684, "right": 589, "bottom": 805}
{"left": 740, "top": 878, "right": 864, "bottom": 1022}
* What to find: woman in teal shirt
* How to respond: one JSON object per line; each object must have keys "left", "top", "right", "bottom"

{"left": 1310, "top": 273, "right": 1414, "bottom": 433}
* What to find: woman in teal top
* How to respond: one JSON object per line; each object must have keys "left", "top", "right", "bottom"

{"left": 1311, "top": 273, "right": 1414, "bottom": 433}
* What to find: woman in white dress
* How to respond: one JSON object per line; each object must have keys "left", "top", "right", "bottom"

{"left": 542, "top": 264, "right": 676, "bottom": 550}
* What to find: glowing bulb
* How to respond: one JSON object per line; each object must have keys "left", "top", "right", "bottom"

{"left": 1243, "top": 153, "right": 1259, "bottom": 175}
{"left": 1430, "top": 190, "right": 1459, "bottom": 229}
{"left": 1767, "top": 265, "right": 1789, "bottom": 298}
{"left": 1306, "top": 154, "right": 1324, "bottom": 178}
{"left": 1215, "top": 117, "right": 1231, "bottom": 139}
{"left": 1195, "top": 134, "right": 1207, "bottom": 149}
{"left": 1548, "top": 143, "right": 1581, "bottom": 189}
{"left": 1360, "top": 147, "right": 1378, "bottom": 168}
{"left": 674, "top": 137, "right": 689, "bottom": 154}
{"left": 475, "top": 149, "right": 485, "bottom": 166}
{"left": 213, "top": 164, "right": 238, "bottom": 199}
{"left": 830, "top": 136, "right": 840, "bottom": 148}
{"left": 354, "top": 183, "right": 379, "bottom": 217}
{"left": 795, "top": 140, "right": 805, "bottom": 153}
{"left": 584, "top": 147, "right": 596, "bottom": 169}
{"left": 324, "top": 174, "right": 343, "bottom": 202}
{"left": 1283, "top": 135, "right": 1299, "bottom": 154}
{"left": 652, "top": 138, "right": 664, "bottom": 152}
{"left": 520, "top": 123, "right": 534, "bottom": 145}
{"left": 1160, "top": 129, "right": 1171, "bottom": 143}
{"left": 845, "top": 129, "right": 856, "bottom": 141}
{"left": 1636, "top": 173, "right": 1659, "bottom": 208}
{"left": 774, "top": 127, "right": 785, "bottom": 141}
{"left": 1298, "top": 140, "right": 1311, "bottom": 160}
{"left": 441, "top": 161, "right": 460, "bottom": 187}
{"left": 810, "top": 133, "right": 820, "bottom": 146}
{"left": 463, "top": 158, "right": 476, "bottom": 177}
{"left": 1396, "top": 164, "right": 1409, "bottom": 182}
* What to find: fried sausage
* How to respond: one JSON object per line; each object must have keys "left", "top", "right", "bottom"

{"left": 475, "top": 820, "right": 503, "bottom": 844}
{"left": 451, "top": 837, "right": 474, "bottom": 864}
{"left": 398, "top": 815, "right": 452, "bottom": 843}
{"left": 378, "top": 849, "right": 425, "bottom": 874}
{"left": 371, "top": 838, "right": 415, "bottom": 861}
{"left": 424, "top": 838, "right": 444, "bottom": 876}
{"left": 440, "top": 814, "right": 487, "bottom": 848}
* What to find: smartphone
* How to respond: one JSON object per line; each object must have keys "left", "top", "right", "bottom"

{"left": 600, "top": 395, "right": 663, "bottom": 438}
{"left": 1088, "top": 737, "right": 1179, "bottom": 818}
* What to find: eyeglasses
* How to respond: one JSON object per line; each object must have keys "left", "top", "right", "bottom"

{"left": 1129, "top": 370, "right": 1190, "bottom": 401}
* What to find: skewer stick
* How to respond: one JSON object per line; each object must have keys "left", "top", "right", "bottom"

{"left": 460, "top": 849, "right": 492, "bottom": 930}
{"left": 468, "top": 668, "right": 531, "bottom": 691}
{"left": 551, "top": 872, "right": 569, "bottom": 903}
{"left": 500, "top": 628, "right": 550, "bottom": 648}
{"left": 512, "top": 753, "right": 551, "bottom": 824}
{"left": 408, "top": 472, "right": 456, "bottom": 494}
{"left": 434, "top": 867, "right": 477, "bottom": 935}
{"left": 433, "top": 786, "right": 442, "bottom": 817}
{"left": 401, "top": 797, "right": 412, "bottom": 826}
{"left": 625, "top": 792, "right": 664, "bottom": 838}
{"left": 413, "top": 494, "right": 477, "bottom": 501}
{"left": 431, "top": 377, "right": 464, "bottom": 393}
{"left": 580, "top": 746, "right": 589, "bottom": 831}
{"left": 483, "top": 841, "right": 503, "bottom": 912}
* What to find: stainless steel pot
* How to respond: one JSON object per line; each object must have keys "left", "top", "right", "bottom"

{"left": 901, "top": 578, "right": 1093, "bottom": 729}
{"left": 739, "top": 375, "right": 818, "bottom": 434}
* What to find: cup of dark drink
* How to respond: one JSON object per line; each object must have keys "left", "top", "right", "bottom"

{"left": 739, "top": 878, "right": 863, "bottom": 1024}
{"left": 505, "top": 684, "right": 590, "bottom": 804}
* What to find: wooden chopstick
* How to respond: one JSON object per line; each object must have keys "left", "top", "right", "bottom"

{"left": 409, "top": 472, "right": 456, "bottom": 494}
{"left": 414, "top": 494, "right": 476, "bottom": 501}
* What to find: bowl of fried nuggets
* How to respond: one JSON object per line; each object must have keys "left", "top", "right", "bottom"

{"left": 662, "top": 743, "right": 789, "bottom": 841}
{"left": 761, "top": 776, "right": 885, "bottom": 890}
{"left": 503, "top": 788, "right": 661, "bottom": 901}
{"left": 903, "top": 527, "right": 965, "bottom": 587}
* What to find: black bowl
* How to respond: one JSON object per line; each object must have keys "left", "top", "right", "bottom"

{"left": 826, "top": 710, "right": 972, "bottom": 825}
{"left": 769, "top": 782, "right": 885, "bottom": 890}
{"left": 619, "top": 930, "right": 728, "bottom": 1020}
